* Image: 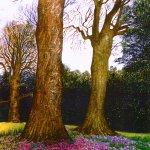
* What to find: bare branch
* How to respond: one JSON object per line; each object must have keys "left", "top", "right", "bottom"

{"left": 0, "top": 62, "right": 7, "bottom": 73}
{"left": 115, "top": 28, "right": 128, "bottom": 35}
{"left": 19, "top": 1, "right": 38, "bottom": 27}
{"left": 65, "top": 25, "right": 92, "bottom": 40}
{"left": 114, "top": 23, "right": 131, "bottom": 35}
{"left": 92, "top": 0, "right": 103, "bottom": 38}
{"left": 19, "top": 93, "right": 33, "bottom": 100}
{"left": 105, "top": 0, "right": 122, "bottom": 26}
{"left": 119, "top": 24, "right": 130, "bottom": 30}
{"left": 0, "top": 21, "right": 37, "bottom": 76}
{"left": 0, "top": 100, "right": 9, "bottom": 104}
{"left": 64, "top": 0, "right": 76, "bottom": 8}
{"left": 102, "top": 0, "right": 109, "bottom": 4}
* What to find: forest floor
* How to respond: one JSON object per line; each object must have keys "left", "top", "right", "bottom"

{"left": 0, "top": 123, "right": 150, "bottom": 150}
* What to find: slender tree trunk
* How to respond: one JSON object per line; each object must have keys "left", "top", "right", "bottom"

{"left": 8, "top": 71, "right": 20, "bottom": 122}
{"left": 22, "top": 0, "right": 70, "bottom": 143}
{"left": 78, "top": 37, "right": 116, "bottom": 135}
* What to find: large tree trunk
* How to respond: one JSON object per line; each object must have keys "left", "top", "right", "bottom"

{"left": 78, "top": 36, "right": 116, "bottom": 135}
{"left": 8, "top": 74, "right": 20, "bottom": 123}
{"left": 22, "top": 0, "right": 70, "bottom": 143}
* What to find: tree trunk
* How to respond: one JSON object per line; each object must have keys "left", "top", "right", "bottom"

{"left": 22, "top": 0, "right": 70, "bottom": 143}
{"left": 8, "top": 74, "right": 20, "bottom": 123}
{"left": 78, "top": 37, "right": 116, "bottom": 135}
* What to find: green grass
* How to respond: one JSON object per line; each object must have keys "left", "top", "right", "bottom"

{"left": 0, "top": 122, "right": 25, "bottom": 137}
{"left": 0, "top": 123, "right": 77, "bottom": 137}
{"left": 117, "top": 131, "right": 150, "bottom": 143}
{"left": 117, "top": 131, "right": 150, "bottom": 138}
{"left": 65, "top": 125, "right": 78, "bottom": 130}
{"left": 0, "top": 122, "right": 150, "bottom": 144}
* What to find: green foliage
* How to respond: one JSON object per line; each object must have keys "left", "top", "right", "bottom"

{"left": 136, "top": 144, "right": 150, "bottom": 150}
{"left": 0, "top": 64, "right": 150, "bottom": 132}
{"left": 110, "top": 143, "right": 124, "bottom": 149}
{"left": 106, "top": 66, "right": 150, "bottom": 132}
{"left": 110, "top": 0, "right": 150, "bottom": 132}
{"left": 0, "top": 73, "right": 10, "bottom": 100}
{"left": 117, "top": 0, "right": 150, "bottom": 72}
{"left": 131, "top": 136, "right": 150, "bottom": 143}
{"left": 62, "top": 64, "right": 91, "bottom": 89}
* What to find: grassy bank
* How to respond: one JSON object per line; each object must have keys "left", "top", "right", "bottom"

{"left": 117, "top": 131, "right": 150, "bottom": 144}
{"left": 0, "top": 122, "right": 25, "bottom": 137}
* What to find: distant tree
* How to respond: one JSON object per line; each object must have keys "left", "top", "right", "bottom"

{"left": 117, "top": 0, "right": 150, "bottom": 72}
{"left": 105, "top": 65, "right": 150, "bottom": 132}
{"left": 20, "top": 71, "right": 36, "bottom": 94}
{"left": 112, "top": 0, "right": 150, "bottom": 132}
{"left": 0, "top": 21, "right": 37, "bottom": 122}
{"left": 66, "top": 0, "right": 131, "bottom": 135}
{"left": 62, "top": 64, "right": 91, "bottom": 89}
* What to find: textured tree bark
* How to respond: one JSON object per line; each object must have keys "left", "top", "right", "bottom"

{"left": 22, "top": 0, "right": 70, "bottom": 143}
{"left": 71, "top": 0, "right": 129, "bottom": 136}
{"left": 78, "top": 35, "right": 116, "bottom": 135}
{"left": 8, "top": 73, "right": 20, "bottom": 123}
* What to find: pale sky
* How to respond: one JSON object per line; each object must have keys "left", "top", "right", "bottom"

{"left": 0, "top": 0, "right": 123, "bottom": 73}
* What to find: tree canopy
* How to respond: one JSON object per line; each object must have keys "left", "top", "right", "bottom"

{"left": 117, "top": 0, "right": 150, "bottom": 72}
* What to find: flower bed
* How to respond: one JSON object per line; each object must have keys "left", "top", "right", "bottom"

{"left": 0, "top": 130, "right": 149, "bottom": 150}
